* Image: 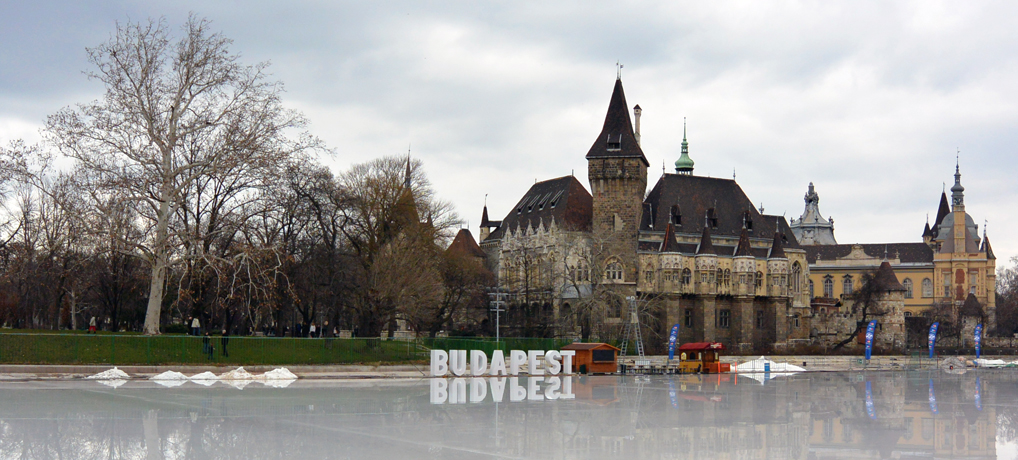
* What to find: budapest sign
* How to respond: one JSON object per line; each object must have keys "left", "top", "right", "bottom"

{"left": 430, "top": 349, "right": 577, "bottom": 377}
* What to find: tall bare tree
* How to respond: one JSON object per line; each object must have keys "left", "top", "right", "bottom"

{"left": 45, "top": 16, "right": 315, "bottom": 334}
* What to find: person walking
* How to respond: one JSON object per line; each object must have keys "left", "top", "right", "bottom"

{"left": 88, "top": 316, "right": 97, "bottom": 334}
{"left": 220, "top": 330, "right": 230, "bottom": 358}
{"left": 191, "top": 317, "right": 201, "bottom": 337}
{"left": 202, "top": 331, "right": 214, "bottom": 360}
{"left": 309, "top": 322, "right": 316, "bottom": 338}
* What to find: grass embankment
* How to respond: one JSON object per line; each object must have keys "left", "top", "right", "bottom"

{"left": 0, "top": 332, "right": 574, "bottom": 366}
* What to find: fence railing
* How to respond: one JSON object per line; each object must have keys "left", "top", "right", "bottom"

{"left": 0, "top": 334, "right": 577, "bottom": 366}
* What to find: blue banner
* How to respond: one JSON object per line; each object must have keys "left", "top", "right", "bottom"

{"left": 667, "top": 324, "right": 681, "bottom": 360}
{"left": 975, "top": 323, "right": 983, "bottom": 359}
{"left": 864, "top": 320, "right": 877, "bottom": 360}
{"left": 928, "top": 322, "right": 939, "bottom": 358}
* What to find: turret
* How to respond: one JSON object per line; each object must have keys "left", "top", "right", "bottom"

{"left": 733, "top": 225, "right": 755, "bottom": 297}
{"left": 694, "top": 216, "right": 718, "bottom": 295}
{"left": 674, "top": 118, "right": 694, "bottom": 175}
{"left": 766, "top": 230, "right": 789, "bottom": 297}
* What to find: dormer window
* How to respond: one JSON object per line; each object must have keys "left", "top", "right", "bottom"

{"left": 606, "top": 134, "right": 622, "bottom": 151}
{"left": 526, "top": 195, "right": 540, "bottom": 212}
{"left": 669, "top": 204, "right": 681, "bottom": 225}
{"left": 537, "top": 193, "right": 552, "bottom": 211}
{"left": 707, "top": 208, "right": 718, "bottom": 228}
{"left": 549, "top": 191, "right": 564, "bottom": 208}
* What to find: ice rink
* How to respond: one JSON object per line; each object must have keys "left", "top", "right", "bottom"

{"left": 1, "top": 369, "right": 1015, "bottom": 459}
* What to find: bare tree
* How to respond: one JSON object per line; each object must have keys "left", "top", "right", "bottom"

{"left": 45, "top": 16, "right": 315, "bottom": 334}
{"left": 831, "top": 270, "right": 892, "bottom": 351}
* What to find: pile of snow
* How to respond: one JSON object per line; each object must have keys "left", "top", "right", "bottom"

{"left": 261, "top": 368, "right": 298, "bottom": 380}
{"left": 218, "top": 367, "right": 254, "bottom": 381}
{"left": 151, "top": 370, "right": 189, "bottom": 381}
{"left": 974, "top": 358, "right": 1007, "bottom": 368}
{"left": 189, "top": 371, "right": 219, "bottom": 381}
{"left": 86, "top": 367, "right": 130, "bottom": 380}
{"left": 735, "top": 357, "right": 806, "bottom": 373}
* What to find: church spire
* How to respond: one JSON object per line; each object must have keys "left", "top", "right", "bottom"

{"left": 584, "top": 78, "right": 648, "bottom": 166}
{"left": 950, "top": 154, "right": 965, "bottom": 211}
{"left": 674, "top": 118, "right": 695, "bottom": 175}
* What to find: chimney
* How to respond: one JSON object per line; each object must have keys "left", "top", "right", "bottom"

{"left": 633, "top": 104, "right": 642, "bottom": 146}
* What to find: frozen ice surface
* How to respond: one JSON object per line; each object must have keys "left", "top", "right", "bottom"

{"left": 152, "top": 379, "right": 186, "bottom": 388}
{"left": 2, "top": 370, "right": 1016, "bottom": 459}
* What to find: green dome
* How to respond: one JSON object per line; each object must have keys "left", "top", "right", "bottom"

{"left": 674, "top": 120, "right": 694, "bottom": 174}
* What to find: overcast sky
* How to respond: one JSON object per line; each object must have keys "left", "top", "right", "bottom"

{"left": 2, "top": 1, "right": 1017, "bottom": 266}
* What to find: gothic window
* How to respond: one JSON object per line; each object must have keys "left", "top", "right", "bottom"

{"left": 739, "top": 273, "right": 747, "bottom": 285}
{"left": 723, "top": 269, "right": 731, "bottom": 286}
{"left": 791, "top": 262, "right": 802, "bottom": 294}
{"left": 842, "top": 275, "right": 854, "bottom": 296}
{"left": 716, "top": 269, "right": 724, "bottom": 285}
{"left": 823, "top": 276, "right": 834, "bottom": 298}
{"left": 756, "top": 310, "right": 765, "bottom": 329}
{"left": 755, "top": 271, "right": 763, "bottom": 288}
{"left": 644, "top": 270, "right": 654, "bottom": 283}
{"left": 700, "top": 271, "right": 708, "bottom": 284}
{"left": 670, "top": 204, "right": 681, "bottom": 225}
{"left": 684, "top": 309, "right": 693, "bottom": 327}
{"left": 718, "top": 310, "right": 731, "bottom": 328}
{"left": 903, "top": 278, "right": 913, "bottom": 299}
{"left": 922, "top": 278, "right": 933, "bottom": 298}
{"left": 605, "top": 261, "right": 623, "bottom": 281}
{"left": 682, "top": 268, "right": 692, "bottom": 285}
{"left": 809, "top": 279, "right": 815, "bottom": 298}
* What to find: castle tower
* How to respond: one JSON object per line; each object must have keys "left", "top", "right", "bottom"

{"left": 586, "top": 78, "right": 649, "bottom": 295}
{"left": 694, "top": 220, "right": 718, "bottom": 341}
{"left": 789, "top": 182, "right": 837, "bottom": 245}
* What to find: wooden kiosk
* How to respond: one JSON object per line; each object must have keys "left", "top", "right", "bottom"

{"left": 676, "top": 342, "right": 730, "bottom": 374}
{"left": 561, "top": 343, "right": 620, "bottom": 374}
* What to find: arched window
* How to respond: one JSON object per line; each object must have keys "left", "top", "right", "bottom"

{"left": 755, "top": 271, "right": 763, "bottom": 288}
{"left": 922, "top": 278, "right": 933, "bottom": 298}
{"left": 605, "top": 261, "right": 623, "bottom": 281}
{"left": 823, "top": 276, "right": 834, "bottom": 298}
{"left": 682, "top": 268, "right": 692, "bottom": 285}
{"left": 723, "top": 269, "right": 731, "bottom": 286}
{"left": 716, "top": 269, "right": 724, "bottom": 285}
{"left": 809, "top": 279, "right": 815, "bottom": 298}
{"left": 903, "top": 278, "right": 913, "bottom": 299}
{"left": 842, "top": 275, "right": 854, "bottom": 296}
{"left": 791, "top": 262, "right": 802, "bottom": 294}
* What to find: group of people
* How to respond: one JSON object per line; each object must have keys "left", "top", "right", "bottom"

{"left": 188, "top": 317, "right": 230, "bottom": 360}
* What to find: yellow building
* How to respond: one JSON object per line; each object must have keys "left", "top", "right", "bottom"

{"left": 796, "top": 163, "right": 997, "bottom": 330}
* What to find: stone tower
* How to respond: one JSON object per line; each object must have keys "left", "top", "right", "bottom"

{"left": 586, "top": 78, "right": 649, "bottom": 296}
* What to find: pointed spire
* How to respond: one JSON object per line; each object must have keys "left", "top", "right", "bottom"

{"left": 735, "top": 226, "right": 753, "bottom": 257}
{"left": 404, "top": 148, "right": 412, "bottom": 189}
{"left": 769, "top": 220, "right": 786, "bottom": 259}
{"left": 481, "top": 204, "right": 490, "bottom": 227}
{"left": 984, "top": 235, "right": 996, "bottom": 260}
{"left": 660, "top": 223, "right": 682, "bottom": 253}
{"left": 696, "top": 213, "right": 716, "bottom": 255}
{"left": 874, "top": 261, "right": 906, "bottom": 291}
{"left": 675, "top": 117, "right": 695, "bottom": 175}
{"left": 585, "top": 78, "right": 649, "bottom": 166}
{"left": 933, "top": 191, "right": 950, "bottom": 235}
{"left": 951, "top": 154, "right": 965, "bottom": 209}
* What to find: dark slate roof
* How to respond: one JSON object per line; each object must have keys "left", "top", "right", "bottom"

{"left": 933, "top": 192, "right": 950, "bottom": 238}
{"left": 873, "top": 261, "right": 906, "bottom": 291}
{"left": 803, "top": 243, "right": 934, "bottom": 264}
{"left": 922, "top": 221, "right": 932, "bottom": 238}
{"left": 768, "top": 232, "right": 786, "bottom": 259}
{"left": 660, "top": 223, "right": 682, "bottom": 252}
{"left": 481, "top": 206, "right": 490, "bottom": 226}
{"left": 735, "top": 227, "right": 753, "bottom": 257}
{"left": 960, "top": 293, "right": 983, "bottom": 317}
{"left": 641, "top": 173, "right": 801, "bottom": 250}
{"left": 585, "top": 79, "right": 649, "bottom": 167}
{"left": 486, "top": 176, "right": 592, "bottom": 241}
{"left": 696, "top": 224, "right": 716, "bottom": 255}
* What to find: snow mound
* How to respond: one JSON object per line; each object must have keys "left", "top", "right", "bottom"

{"left": 86, "top": 368, "right": 130, "bottom": 380}
{"left": 261, "top": 368, "right": 298, "bottom": 380}
{"left": 189, "top": 371, "right": 219, "bottom": 381}
{"left": 151, "top": 371, "right": 189, "bottom": 381}
{"left": 219, "top": 367, "right": 254, "bottom": 381}
{"left": 735, "top": 357, "right": 806, "bottom": 373}
{"left": 974, "top": 359, "right": 1007, "bottom": 368}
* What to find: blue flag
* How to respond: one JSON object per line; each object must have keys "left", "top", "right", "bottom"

{"left": 975, "top": 323, "right": 983, "bottom": 359}
{"left": 667, "top": 324, "right": 681, "bottom": 360}
{"left": 928, "top": 322, "right": 939, "bottom": 359}
{"left": 864, "top": 320, "right": 877, "bottom": 360}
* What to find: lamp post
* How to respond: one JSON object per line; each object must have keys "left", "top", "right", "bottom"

{"left": 488, "top": 288, "right": 508, "bottom": 344}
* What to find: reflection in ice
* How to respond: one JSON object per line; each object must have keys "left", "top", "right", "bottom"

{"left": 2, "top": 370, "right": 1016, "bottom": 459}
{"left": 96, "top": 379, "right": 126, "bottom": 388}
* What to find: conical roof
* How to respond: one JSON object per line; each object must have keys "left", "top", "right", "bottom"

{"left": 933, "top": 192, "right": 950, "bottom": 235}
{"left": 735, "top": 227, "right": 753, "bottom": 257}
{"left": 447, "top": 229, "right": 486, "bottom": 259}
{"left": 585, "top": 79, "right": 649, "bottom": 166}
{"left": 922, "top": 221, "right": 932, "bottom": 238}
{"left": 660, "top": 223, "right": 682, "bottom": 252}
{"left": 768, "top": 232, "right": 786, "bottom": 259}
{"left": 696, "top": 223, "right": 716, "bottom": 255}
{"left": 873, "top": 261, "right": 906, "bottom": 291}
{"left": 983, "top": 236, "right": 995, "bottom": 260}
{"left": 481, "top": 205, "right": 490, "bottom": 227}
